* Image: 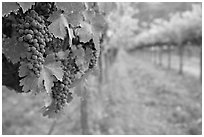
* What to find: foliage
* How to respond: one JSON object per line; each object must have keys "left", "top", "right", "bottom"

{"left": 2, "top": 2, "right": 106, "bottom": 118}
{"left": 132, "top": 4, "right": 202, "bottom": 49}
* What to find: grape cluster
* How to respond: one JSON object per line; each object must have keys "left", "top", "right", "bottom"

{"left": 51, "top": 52, "right": 80, "bottom": 113}
{"left": 84, "top": 40, "right": 98, "bottom": 69}
{"left": 34, "top": 2, "right": 57, "bottom": 19}
{"left": 46, "top": 37, "right": 63, "bottom": 53}
{"left": 89, "top": 52, "right": 97, "bottom": 69}
{"left": 15, "top": 10, "right": 53, "bottom": 77}
{"left": 51, "top": 81, "right": 73, "bottom": 113}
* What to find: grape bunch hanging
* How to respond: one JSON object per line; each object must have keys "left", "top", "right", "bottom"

{"left": 2, "top": 2, "right": 104, "bottom": 118}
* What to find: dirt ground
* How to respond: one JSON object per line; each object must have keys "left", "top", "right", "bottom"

{"left": 2, "top": 50, "right": 202, "bottom": 135}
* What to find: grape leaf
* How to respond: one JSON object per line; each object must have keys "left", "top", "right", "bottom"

{"left": 19, "top": 62, "right": 44, "bottom": 94}
{"left": 18, "top": 2, "right": 35, "bottom": 12}
{"left": 19, "top": 63, "right": 42, "bottom": 94}
{"left": 74, "top": 78, "right": 87, "bottom": 99}
{"left": 41, "top": 101, "right": 62, "bottom": 118}
{"left": 97, "top": 2, "right": 117, "bottom": 15}
{"left": 56, "top": 2, "right": 85, "bottom": 14}
{"left": 55, "top": 50, "right": 70, "bottom": 60}
{"left": 48, "top": 10, "right": 63, "bottom": 22}
{"left": 65, "top": 12, "right": 83, "bottom": 26}
{"left": 42, "top": 94, "right": 73, "bottom": 118}
{"left": 43, "top": 92, "right": 52, "bottom": 107}
{"left": 18, "top": 61, "right": 30, "bottom": 78}
{"left": 40, "top": 66, "right": 55, "bottom": 94}
{"left": 83, "top": 10, "right": 106, "bottom": 34}
{"left": 20, "top": 73, "right": 43, "bottom": 93}
{"left": 48, "top": 14, "right": 68, "bottom": 39}
{"left": 84, "top": 47, "right": 93, "bottom": 63}
{"left": 42, "top": 54, "right": 64, "bottom": 94}
{"left": 72, "top": 45, "right": 90, "bottom": 73}
{"left": 91, "top": 13, "right": 106, "bottom": 33}
{"left": 44, "top": 60, "right": 64, "bottom": 81}
{"left": 2, "top": 2, "right": 20, "bottom": 16}
{"left": 83, "top": 10, "right": 95, "bottom": 23}
{"left": 76, "top": 22, "right": 93, "bottom": 42}
{"left": 19, "top": 54, "right": 64, "bottom": 94}
{"left": 2, "top": 36, "right": 27, "bottom": 64}
{"left": 70, "top": 68, "right": 93, "bottom": 88}
{"left": 85, "top": 2, "right": 99, "bottom": 12}
{"left": 72, "top": 45, "right": 85, "bottom": 59}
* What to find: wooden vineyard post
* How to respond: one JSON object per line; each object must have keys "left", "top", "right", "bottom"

{"left": 159, "top": 46, "right": 162, "bottom": 66}
{"left": 104, "top": 51, "right": 109, "bottom": 83}
{"left": 80, "top": 86, "right": 90, "bottom": 135}
{"left": 151, "top": 46, "right": 155, "bottom": 63}
{"left": 178, "top": 45, "right": 184, "bottom": 75}
{"left": 156, "top": 46, "right": 159, "bottom": 64}
{"left": 200, "top": 45, "right": 202, "bottom": 83}
{"left": 168, "top": 45, "right": 171, "bottom": 69}
{"left": 155, "top": 46, "right": 158, "bottom": 64}
{"left": 98, "top": 50, "right": 103, "bottom": 84}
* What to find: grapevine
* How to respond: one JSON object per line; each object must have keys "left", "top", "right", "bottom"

{"left": 2, "top": 2, "right": 106, "bottom": 118}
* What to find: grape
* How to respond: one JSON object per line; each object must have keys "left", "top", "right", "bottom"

{"left": 34, "top": 63, "right": 40, "bottom": 68}
{"left": 32, "top": 55, "right": 38, "bottom": 60}
{"left": 31, "top": 47, "right": 36, "bottom": 52}
{"left": 38, "top": 65, "right": 43, "bottom": 71}
{"left": 33, "top": 29, "right": 38, "bottom": 34}
{"left": 25, "top": 16, "right": 33, "bottom": 21}
{"left": 36, "top": 16, "right": 42, "bottom": 22}
{"left": 25, "top": 34, "right": 32, "bottom": 40}
{"left": 18, "top": 24, "right": 24, "bottom": 29}
{"left": 34, "top": 2, "right": 57, "bottom": 19}
{"left": 34, "top": 43, "right": 39, "bottom": 48}
{"left": 30, "top": 10, "right": 37, "bottom": 17}
{"left": 33, "top": 67, "right": 38, "bottom": 72}
{"left": 18, "top": 29, "right": 24, "bottom": 35}
{"left": 24, "top": 29, "right": 30, "bottom": 34}
{"left": 60, "top": 83, "right": 65, "bottom": 89}
{"left": 28, "top": 63, "right": 33, "bottom": 69}
{"left": 24, "top": 43, "right": 30, "bottom": 48}
{"left": 25, "top": 23, "right": 30, "bottom": 28}
{"left": 45, "top": 37, "right": 49, "bottom": 42}
{"left": 18, "top": 37, "right": 24, "bottom": 42}
{"left": 33, "top": 39, "right": 38, "bottom": 44}
{"left": 40, "top": 44, "right": 44, "bottom": 49}
{"left": 33, "top": 49, "right": 38, "bottom": 55}
{"left": 41, "top": 49, "right": 45, "bottom": 53}
{"left": 27, "top": 47, "right": 31, "bottom": 52}
{"left": 28, "top": 30, "right": 34, "bottom": 35}
{"left": 29, "top": 39, "right": 34, "bottom": 43}
{"left": 12, "top": 24, "right": 17, "bottom": 28}
{"left": 41, "top": 30, "right": 45, "bottom": 34}
{"left": 64, "top": 86, "right": 69, "bottom": 91}
{"left": 36, "top": 73, "right": 40, "bottom": 78}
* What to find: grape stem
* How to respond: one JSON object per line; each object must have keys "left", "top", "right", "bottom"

{"left": 48, "top": 119, "right": 57, "bottom": 135}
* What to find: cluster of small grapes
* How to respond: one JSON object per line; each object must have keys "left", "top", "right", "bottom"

{"left": 84, "top": 41, "right": 98, "bottom": 69}
{"left": 15, "top": 10, "right": 53, "bottom": 77}
{"left": 89, "top": 51, "right": 97, "bottom": 69}
{"left": 34, "top": 2, "right": 57, "bottom": 19}
{"left": 46, "top": 37, "right": 63, "bottom": 53}
{"left": 51, "top": 81, "right": 73, "bottom": 113}
{"left": 51, "top": 53, "right": 80, "bottom": 113}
